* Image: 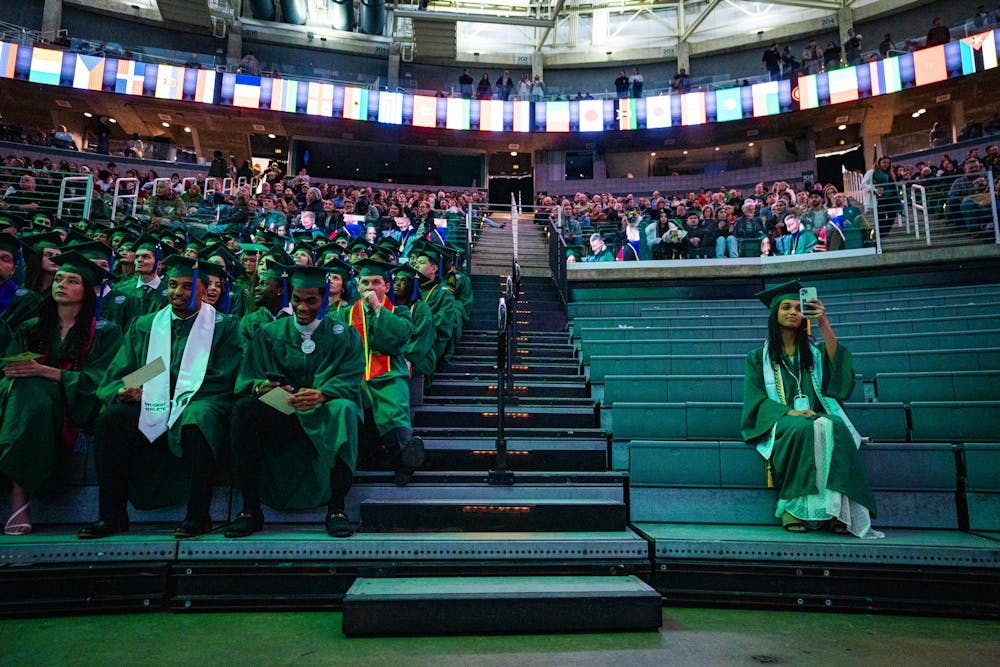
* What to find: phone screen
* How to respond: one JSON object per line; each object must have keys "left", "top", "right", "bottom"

{"left": 800, "top": 287, "right": 818, "bottom": 318}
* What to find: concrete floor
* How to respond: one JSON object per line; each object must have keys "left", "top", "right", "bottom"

{"left": 1, "top": 607, "right": 996, "bottom": 666}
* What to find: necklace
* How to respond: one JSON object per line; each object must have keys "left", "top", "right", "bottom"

{"left": 294, "top": 319, "right": 321, "bottom": 354}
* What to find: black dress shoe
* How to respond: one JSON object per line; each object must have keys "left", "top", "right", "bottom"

{"left": 393, "top": 466, "right": 414, "bottom": 486}
{"left": 224, "top": 512, "right": 264, "bottom": 539}
{"left": 325, "top": 512, "right": 354, "bottom": 538}
{"left": 174, "top": 517, "right": 212, "bottom": 539}
{"left": 400, "top": 436, "right": 425, "bottom": 468}
{"left": 78, "top": 517, "right": 130, "bottom": 540}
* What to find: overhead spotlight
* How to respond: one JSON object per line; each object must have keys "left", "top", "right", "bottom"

{"left": 268, "top": 133, "right": 276, "bottom": 139}
{"left": 911, "top": 112, "right": 920, "bottom": 118}
{"left": 427, "top": 166, "right": 433, "bottom": 170}
{"left": 838, "top": 124, "right": 847, "bottom": 130}
{"left": 682, "top": 150, "right": 689, "bottom": 155}
{"left": 917, "top": 108, "right": 926, "bottom": 114}
{"left": 650, "top": 152, "right": 656, "bottom": 156}
{"left": 83, "top": 112, "right": 93, "bottom": 118}
{"left": 748, "top": 142, "right": 754, "bottom": 147}
{"left": 161, "top": 122, "right": 170, "bottom": 127}
{"left": 183, "top": 127, "right": 191, "bottom": 133}
{"left": 510, "top": 151, "right": 518, "bottom": 156}
{"left": 108, "top": 118, "right": 117, "bottom": 124}
{"left": 714, "top": 147, "right": 720, "bottom": 151}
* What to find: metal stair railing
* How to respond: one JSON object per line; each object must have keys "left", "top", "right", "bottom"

{"left": 489, "top": 290, "right": 515, "bottom": 486}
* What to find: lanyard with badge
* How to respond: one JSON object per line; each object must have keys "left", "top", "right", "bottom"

{"left": 781, "top": 349, "right": 811, "bottom": 411}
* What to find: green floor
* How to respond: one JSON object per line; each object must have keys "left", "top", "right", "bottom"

{"left": 1, "top": 608, "right": 996, "bottom": 666}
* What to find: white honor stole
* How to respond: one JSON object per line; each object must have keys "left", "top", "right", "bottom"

{"left": 138, "top": 303, "right": 217, "bottom": 443}
{"left": 757, "top": 342, "right": 862, "bottom": 459}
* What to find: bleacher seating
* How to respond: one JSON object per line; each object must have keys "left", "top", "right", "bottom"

{"left": 569, "top": 281, "right": 1000, "bottom": 539}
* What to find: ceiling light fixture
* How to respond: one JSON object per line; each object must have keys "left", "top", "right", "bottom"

{"left": 83, "top": 112, "right": 93, "bottom": 118}
{"left": 838, "top": 124, "right": 847, "bottom": 130}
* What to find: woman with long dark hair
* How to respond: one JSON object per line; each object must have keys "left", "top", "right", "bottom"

{"left": 0, "top": 252, "right": 122, "bottom": 535}
{"left": 23, "top": 233, "right": 62, "bottom": 295}
{"left": 740, "top": 280, "right": 880, "bottom": 538}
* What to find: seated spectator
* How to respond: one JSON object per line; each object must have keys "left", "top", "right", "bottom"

{"left": 957, "top": 119, "right": 984, "bottom": 141}
{"left": 680, "top": 214, "right": 711, "bottom": 258}
{"left": 925, "top": 17, "right": 950, "bottom": 47}
{"left": 144, "top": 180, "right": 187, "bottom": 227}
{"left": 238, "top": 51, "right": 261, "bottom": 76}
{"left": 959, "top": 176, "right": 994, "bottom": 231}
{"left": 985, "top": 113, "right": 1000, "bottom": 135}
{"left": 50, "top": 125, "right": 77, "bottom": 151}
{"left": 0, "top": 175, "right": 43, "bottom": 214}
{"left": 125, "top": 133, "right": 144, "bottom": 158}
{"left": 580, "top": 233, "right": 611, "bottom": 262}
{"left": 714, "top": 211, "right": 738, "bottom": 258}
{"left": 180, "top": 183, "right": 208, "bottom": 213}
{"left": 929, "top": 122, "right": 949, "bottom": 147}
{"left": 774, "top": 212, "right": 817, "bottom": 255}
{"left": 947, "top": 157, "right": 983, "bottom": 226}
{"left": 671, "top": 69, "right": 691, "bottom": 93}
{"left": 878, "top": 33, "right": 894, "bottom": 57}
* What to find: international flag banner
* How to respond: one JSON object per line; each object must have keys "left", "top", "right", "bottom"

{"left": 115, "top": 60, "right": 146, "bottom": 95}
{"left": 511, "top": 100, "right": 530, "bottom": 132}
{"left": 546, "top": 101, "right": 570, "bottom": 132}
{"left": 445, "top": 97, "right": 470, "bottom": 130}
{"left": 342, "top": 86, "right": 369, "bottom": 121}
{"left": 959, "top": 32, "right": 999, "bottom": 74}
{"left": 616, "top": 98, "right": 637, "bottom": 130}
{"left": 795, "top": 74, "right": 819, "bottom": 109}
{"left": 827, "top": 66, "right": 859, "bottom": 104}
{"left": 881, "top": 56, "right": 902, "bottom": 93}
{"left": 232, "top": 74, "right": 261, "bottom": 108}
{"left": 478, "top": 100, "right": 504, "bottom": 131}
{"left": 715, "top": 87, "right": 743, "bottom": 122}
{"left": 912, "top": 45, "right": 948, "bottom": 86}
{"left": 28, "top": 46, "right": 63, "bottom": 86}
{"left": 72, "top": 54, "right": 104, "bottom": 90}
{"left": 749, "top": 81, "right": 779, "bottom": 117}
{"left": 680, "top": 92, "right": 706, "bottom": 126}
{"left": 856, "top": 60, "right": 874, "bottom": 97}
{"left": 141, "top": 62, "right": 159, "bottom": 96}
{"left": 897, "top": 53, "right": 916, "bottom": 88}
{"left": 645, "top": 95, "right": 671, "bottom": 129}
{"left": 154, "top": 64, "right": 183, "bottom": 100}
{"left": 193, "top": 69, "right": 216, "bottom": 103}
{"left": 378, "top": 91, "right": 403, "bottom": 124}
{"left": 0, "top": 42, "right": 18, "bottom": 79}
{"left": 14, "top": 43, "right": 32, "bottom": 80}
{"left": 266, "top": 77, "right": 297, "bottom": 112}
{"left": 306, "top": 81, "right": 334, "bottom": 116}
{"left": 578, "top": 99, "right": 604, "bottom": 132}
{"left": 411, "top": 95, "right": 437, "bottom": 128}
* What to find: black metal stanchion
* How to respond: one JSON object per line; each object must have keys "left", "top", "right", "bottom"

{"left": 489, "top": 296, "right": 514, "bottom": 485}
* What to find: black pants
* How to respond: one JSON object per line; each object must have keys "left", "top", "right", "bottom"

{"left": 358, "top": 404, "right": 411, "bottom": 471}
{"left": 230, "top": 397, "right": 352, "bottom": 514}
{"left": 94, "top": 403, "right": 215, "bottom": 522}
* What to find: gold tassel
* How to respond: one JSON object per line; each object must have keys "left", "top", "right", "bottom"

{"left": 766, "top": 460, "right": 774, "bottom": 488}
{"left": 806, "top": 319, "right": 811, "bottom": 336}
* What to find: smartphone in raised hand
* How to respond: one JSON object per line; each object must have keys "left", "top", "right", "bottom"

{"left": 800, "top": 287, "right": 818, "bottom": 319}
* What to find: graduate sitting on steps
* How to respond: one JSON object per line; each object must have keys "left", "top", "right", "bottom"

{"left": 392, "top": 264, "right": 437, "bottom": 396}
{"left": 409, "top": 241, "right": 460, "bottom": 375}
{"left": 79, "top": 256, "right": 242, "bottom": 540}
{"left": 337, "top": 259, "right": 424, "bottom": 486}
{"left": 1, "top": 253, "right": 122, "bottom": 536}
{"left": 227, "top": 265, "right": 365, "bottom": 539}
{"left": 0, "top": 232, "right": 43, "bottom": 329}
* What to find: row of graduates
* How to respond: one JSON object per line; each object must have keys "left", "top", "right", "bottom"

{"left": 0, "top": 214, "right": 473, "bottom": 538}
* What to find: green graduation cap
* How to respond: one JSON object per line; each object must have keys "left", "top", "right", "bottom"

{"left": 320, "top": 257, "right": 354, "bottom": 280}
{"left": 0, "top": 233, "right": 21, "bottom": 257}
{"left": 262, "top": 245, "right": 294, "bottom": 267}
{"left": 392, "top": 263, "right": 421, "bottom": 286}
{"left": 203, "top": 242, "right": 238, "bottom": 268}
{"left": 352, "top": 258, "right": 394, "bottom": 279}
{"left": 331, "top": 230, "right": 352, "bottom": 247}
{"left": 285, "top": 264, "right": 332, "bottom": 290}
{"left": 346, "top": 237, "right": 373, "bottom": 256}
{"left": 161, "top": 255, "right": 211, "bottom": 285}
{"left": 50, "top": 251, "right": 112, "bottom": 287}
{"left": 64, "top": 227, "right": 94, "bottom": 247}
{"left": 65, "top": 239, "right": 113, "bottom": 263}
{"left": 130, "top": 232, "right": 159, "bottom": 253}
{"left": 195, "top": 259, "right": 229, "bottom": 284}
{"left": 21, "top": 231, "right": 63, "bottom": 255}
{"left": 755, "top": 279, "right": 804, "bottom": 310}
{"left": 0, "top": 212, "right": 24, "bottom": 231}
{"left": 238, "top": 242, "right": 270, "bottom": 255}
{"left": 409, "top": 239, "right": 442, "bottom": 265}
{"left": 316, "top": 246, "right": 344, "bottom": 266}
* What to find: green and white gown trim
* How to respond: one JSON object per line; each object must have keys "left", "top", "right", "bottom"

{"left": 760, "top": 343, "right": 883, "bottom": 539}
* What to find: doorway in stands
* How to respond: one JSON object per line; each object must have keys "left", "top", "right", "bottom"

{"left": 488, "top": 151, "right": 534, "bottom": 209}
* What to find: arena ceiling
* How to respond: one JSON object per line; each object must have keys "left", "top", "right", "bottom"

{"left": 64, "top": 0, "right": 931, "bottom": 66}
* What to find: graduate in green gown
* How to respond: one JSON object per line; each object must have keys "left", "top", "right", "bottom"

{"left": 393, "top": 264, "right": 437, "bottom": 380}
{"left": 0, "top": 233, "right": 43, "bottom": 329}
{"left": 112, "top": 233, "right": 169, "bottom": 313}
{"left": 66, "top": 240, "right": 142, "bottom": 330}
{"left": 1, "top": 253, "right": 121, "bottom": 535}
{"left": 444, "top": 243, "right": 473, "bottom": 330}
{"left": 227, "top": 265, "right": 365, "bottom": 538}
{"left": 740, "top": 280, "right": 881, "bottom": 539}
{"left": 321, "top": 258, "right": 356, "bottom": 316}
{"left": 337, "top": 259, "right": 424, "bottom": 485}
{"left": 79, "top": 255, "right": 241, "bottom": 540}
{"left": 239, "top": 262, "right": 291, "bottom": 348}
{"left": 410, "top": 241, "right": 460, "bottom": 374}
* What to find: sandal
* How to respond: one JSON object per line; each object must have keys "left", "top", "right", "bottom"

{"left": 781, "top": 511, "right": 806, "bottom": 533}
{"left": 830, "top": 520, "right": 850, "bottom": 535}
{"left": 4, "top": 502, "right": 32, "bottom": 536}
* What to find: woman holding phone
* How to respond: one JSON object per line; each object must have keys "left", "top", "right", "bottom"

{"left": 740, "top": 280, "right": 881, "bottom": 538}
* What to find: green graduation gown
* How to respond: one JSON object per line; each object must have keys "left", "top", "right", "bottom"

{"left": 239, "top": 306, "right": 291, "bottom": 349}
{"left": 404, "top": 300, "right": 437, "bottom": 378}
{"left": 421, "top": 282, "right": 459, "bottom": 370}
{"left": 0, "top": 318, "right": 122, "bottom": 493}
{"left": 0, "top": 286, "right": 42, "bottom": 330}
{"left": 446, "top": 269, "right": 473, "bottom": 329}
{"left": 96, "top": 307, "right": 241, "bottom": 509}
{"left": 740, "top": 342, "right": 876, "bottom": 516}
{"left": 235, "top": 317, "right": 364, "bottom": 510}
{"left": 112, "top": 275, "right": 169, "bottom": 314}
{"left": 100, "top": 289, "right": 143, "bottom": 331}
{"left": 337, "top": 301, "right": 413, "bottom": 436}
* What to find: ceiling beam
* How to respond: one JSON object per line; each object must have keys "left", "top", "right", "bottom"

{"left": 680, "top": 0, "right": 721, "bottom": 42}
{"left": 394, "top": 9, "right": 553, "bottom": 28}
{"left": 535, "top": 0, "right": 568, "bottom": 50}
{"left": 765, "top": 0, "right": 841, "bottom": 10}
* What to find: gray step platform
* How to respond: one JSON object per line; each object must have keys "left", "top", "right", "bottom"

{"left": 342, "top": 575, "right": 662, "bottom": 636}
{"left": 359, "top": 498, "right": 627, "bottom": 532}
